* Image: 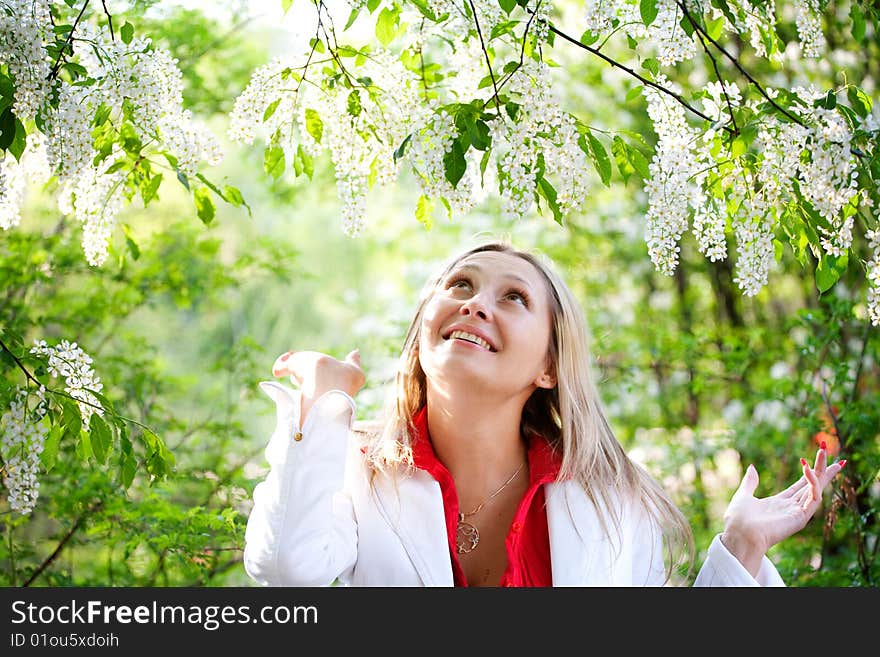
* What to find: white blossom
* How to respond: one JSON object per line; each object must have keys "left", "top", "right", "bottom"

{"left": 1, "top": 387, "right": 48, "bottom": 515}
{"left": 30, "top": 340, "right": 103, "bottom": 426}
{"left": 866, "top": 229, "right": 880, "bottom": 326}
{"left": 0, "top": 0, "right": 52, "bottom": 120}
{"left": 0, "top": 133, "right": 51, "bottom": 230}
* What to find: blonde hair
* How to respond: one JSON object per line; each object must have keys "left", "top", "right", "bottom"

{"left": 363, "top": 240, "right": 694, "bottom": 582}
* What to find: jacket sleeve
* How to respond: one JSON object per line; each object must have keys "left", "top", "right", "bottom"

{"left": 243, "top": 381, "right": 359, "bottom": 586}
{"left": 630, "top": 506, "right": 786, "bottom": 586}
{"left": 693, "top": 534, "right": 786, "bottom": 586}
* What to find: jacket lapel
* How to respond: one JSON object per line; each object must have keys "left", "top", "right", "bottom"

{"left": 373, "top": 469, "right": 454, "bottom": 586}
{"left": 546, "top": 481, "right": 615, "bottom": 585}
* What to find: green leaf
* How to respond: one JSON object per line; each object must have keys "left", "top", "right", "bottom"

{"left": 223, "top": 185, "right": 246, "bottom": 209}
{"left": 41, "top": 423, "right": 62, "bottom": 472}
{"left": 467, "top": 119, "right": 491, "bottom": 151}
{"left": 537, "top": 177, "right": 563, "bottom": 225}
{"left": 119, "top": 122, "right": 142, "bottom": 155}
{"left": 8, "top": 118, "right": 25, "bottom": 161}
{"left": 119, "top": 427, "right": 136, "bottom": 489}
{"left": 347, "top": 90, "right": 362, "bottom": 117}
{"left": 140, "top": 172, "right": 162, "bottom": 206}
{"left": 93, "top": 104, "right": 112, "bottom": 127}
{"left": 640, "top": 0, "right": 658, "bottom": 27}
{"left": 193, "top": 187, "right": 216, "bottom": 225}
{"left": 0, "top": 107, "right": 16, "bottom": 150}
{"left": 612, "top": 136, "right": 634, "bottom": 183}
{"left": 120, "top": 22, "right": 134, "bottom": 44}
{"left": 281, "top": 0, "right": 294, "bottom": 13}
{"left": 583, "top": 130, "right": 612, "bottom": 186}
{"left": 641, "top": 58, "right": 659, "bottom": 77}
{"left": 345, "top": 7, "right": 361, "bottom": 29}
{"left": 846, "top": 86, "right": 872, "bottom": 119}
{"left": 89, "top": 412, "right": 111, "bottom": 464}
{"left": 376, "top": 6, "right": 400, "bottom": 46}
{"left": 140, "top": 428, "right": 175, "bottom": 479}
{"left": 625, "top": 85, "right": 644, "bottom": 103}
{"left": 366, "top": 0, "right": 381, "bottom": 13}
{"left": 490, "top": 20, "right": 519, "bottom": 40}
{"left": 498, "top": 0, "right": 517, "bottom": 14}
{"left": 815, "top": 253, "right": 849, "bottom": 294}
{"left": 294, "top": 144, "right": 314, "bottom": 179}
{"left": 415, "top": 194, "right": 434, "bottom": 229}
{"left": 60, "top": 396, "right": 81, "bottom": 439}
{"left": 263, "top": 144, "right": 285, "bottom": 179}
{"left": 393, "top": 134, "right": 412, "bottom": 163}
{"left": 304, "top": 108, "right": 323, "bottom": 143}
{"left": 443, "top": 138, "right": 467, "bottom": 187}
{"left": 263, "top": 99, "right": 281, "bottom": 122}
{"left": 76, "top": 427, "right": 93, "bottom": 462}
{"left": 122, "top": 223, "right": 140, "bottom": 260}
{"left": 851, "top": 3, "right": 866, "bottom": 43}
{"left": 579, "top": 30, "right": 599, "bottom": 46}
{"left": 706, "top": 15, "right": 724, "bottom": 41}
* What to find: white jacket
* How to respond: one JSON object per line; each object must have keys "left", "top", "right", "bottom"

{"left": 244, "top": 381, "right": 786, "bottom": 587}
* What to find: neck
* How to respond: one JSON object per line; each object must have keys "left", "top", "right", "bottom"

{"left": 425, "top": 383, "right": 529, "bottom": 507}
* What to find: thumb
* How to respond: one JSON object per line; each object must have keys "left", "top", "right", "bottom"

{"left": 735, "top": 463, "right": 759, "bottom": 499}
{"left": 345, "top": 348, "right": 361, "bottom": 367}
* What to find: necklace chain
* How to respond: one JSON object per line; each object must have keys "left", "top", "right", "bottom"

{"left": 456, "top": 461, "right": 525, "bottom": 555}
{"left": 460, "top": 461, "right": 525, "bottom": 518}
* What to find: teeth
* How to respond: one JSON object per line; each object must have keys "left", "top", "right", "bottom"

{"left": 449, "top": 330, "right": 492, "bottom": 350}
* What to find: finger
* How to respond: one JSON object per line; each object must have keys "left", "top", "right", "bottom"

{"left": 819, "top": 459, "right": 846, "bottom": 487}
{"left": 733, "top": 463, "right": 759, "bottom": 500}
{"left": 345, "top": 348, "right": 361, "bottom": 368}
{"left": 779, "top": 476, "right": 809, "bottom": 499}
{"left": 794, "top": 484, "right": 812, "bottom": 509}
{"left": 801, "top": 461, "right": 822, "bottom": 509}
{"left": 272, "top": 351, "right": 294, "bottom": 377}
{"left": 813, "top": 442, "right": 828, "bottom": 476}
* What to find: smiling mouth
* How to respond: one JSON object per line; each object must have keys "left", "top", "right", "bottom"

{"left": 445, "top": 330, "right": 495, "bottom": 351}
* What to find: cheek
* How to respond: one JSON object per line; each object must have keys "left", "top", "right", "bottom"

{"left": 421, "top": 297, "right": 448, "bottom": 333}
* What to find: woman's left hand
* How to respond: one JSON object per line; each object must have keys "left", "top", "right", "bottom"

{"left": 719, "top": 445, "right": 846, "bottom": 578}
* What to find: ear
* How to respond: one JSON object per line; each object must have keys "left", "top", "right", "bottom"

{"left": 535, "top": 363, "right": 556, "bottom": 390}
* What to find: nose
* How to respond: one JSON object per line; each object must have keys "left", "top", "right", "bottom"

{"left": 459, "top": 293, "right": 492, "bottom": 320}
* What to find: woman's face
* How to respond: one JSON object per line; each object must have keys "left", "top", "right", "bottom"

{"left": 418, "top": 251, "right": 556, "bottom": 399}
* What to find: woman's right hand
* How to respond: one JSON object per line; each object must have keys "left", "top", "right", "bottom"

{"left": 272, "top": 349, "right": 365, "bottom": 425}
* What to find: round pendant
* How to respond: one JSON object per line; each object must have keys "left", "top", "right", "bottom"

{"left": 456, "top": 520, "right": 480, "bottom": 554}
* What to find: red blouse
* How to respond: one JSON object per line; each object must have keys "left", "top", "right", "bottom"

{"left": 409, "top": 406, "right": 562, "bottom": 587}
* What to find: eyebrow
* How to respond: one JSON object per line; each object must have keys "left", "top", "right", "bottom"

{"left": 452, "top": 263, "right": 533, "bottom": 289}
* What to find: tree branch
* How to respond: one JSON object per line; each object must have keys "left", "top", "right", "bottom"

{"left": 467, "top": 0, "right": 503, "bottom": 114}
{"left": 23, "top": 501, "right": 104, "bottom": 586}
{"left": 48, "top": 0, "right": 90, "bottom": 81}
{"left": 545, "top": 21, "right": 726, "bottom": 130}
{"left": 674, "top": 1, "right": 805, "bottom": 127}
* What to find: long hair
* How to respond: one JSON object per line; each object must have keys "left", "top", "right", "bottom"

{"left": 363, "top": 240, "right": 694, "bottom": 582}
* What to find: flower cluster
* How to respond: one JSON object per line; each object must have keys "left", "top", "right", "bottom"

{"left": 407, "top": 110, "right": 477, "bottom": 218}
{"left": 6, "top": 20, "right": 224, "bottom": 266}
{"left": 1, "top": 387, "right": 47, "bottom": 515}
{"left": 30, "top": 340, "right": 103, "bottom": 426}
{"left": 230, "top": 47, "right": 425, "bottom": 235}
{"left": 642, "top": 75, "right": 709, "bottom": 275}
{"left": 489, "top": 60, "right": 590, "bottom": 220}
{"left": 0, "top": 133, "right": 51, "bottom": 231}
{"left": 583, "top": 0, "right": 698, "bottom": 66}
{"left": 0, "top": 0, "right": 52, "bottom": 120}
{"left": 867, "top": 229, "right": 880, "bottom": 326}
{"left": 793, "top": 0, "right": 826, "bottom": 58}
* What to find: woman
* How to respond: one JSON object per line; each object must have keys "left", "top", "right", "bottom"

{"left": 243, "top": 241, "right": 844, "bottom": 586}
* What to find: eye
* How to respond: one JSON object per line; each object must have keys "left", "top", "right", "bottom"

{"left": 446, "top": 274, "right": 472, "bottom": 291}
{"left": 505, "top": 288, "right": 530, "bottom": 307}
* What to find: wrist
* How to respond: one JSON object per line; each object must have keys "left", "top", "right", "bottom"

{"left": 720, "top": 530, "right": 766, "bottom": 579}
